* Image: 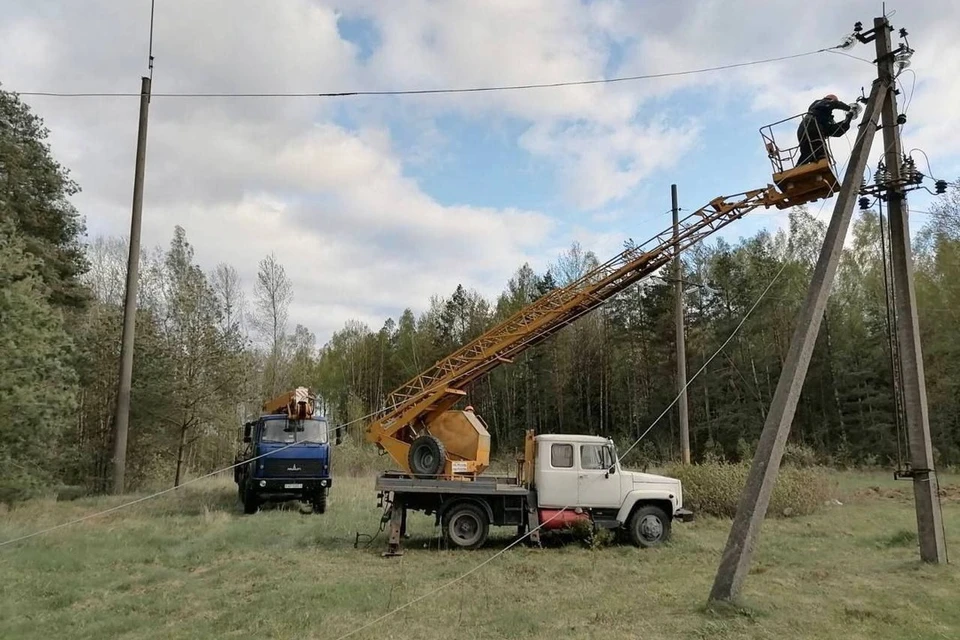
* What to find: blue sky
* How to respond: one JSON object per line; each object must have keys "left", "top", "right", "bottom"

{"left": 1, "top": 0, "right": 957, "bottom": 343}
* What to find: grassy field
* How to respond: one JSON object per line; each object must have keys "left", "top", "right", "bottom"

{"left": 1, "top": 469, "right": 959, "bottom": 640}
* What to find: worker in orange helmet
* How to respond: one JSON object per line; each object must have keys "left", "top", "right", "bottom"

{"left": 796, "top": 93, "right": 855, "bottom": 165}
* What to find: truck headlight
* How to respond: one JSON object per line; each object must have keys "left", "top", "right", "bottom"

{"left": 259, "top": 480, "right": 267, "bottom": 487}
{"left": 320, "top": 479, "right": 328, "bottom": 487}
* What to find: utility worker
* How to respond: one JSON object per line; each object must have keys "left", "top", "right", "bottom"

{"left": 796, "top": 94, "right": 855, "bottom": 165}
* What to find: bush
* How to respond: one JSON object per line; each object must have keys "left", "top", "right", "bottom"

{"left": 664, "top": 461, "right": 835, "bottom": 518}
{"left": 781, "top": 442, "right": 821, "bottom": 468}
{"left": 567, "top": 517, "right": 614, "bottom": 549}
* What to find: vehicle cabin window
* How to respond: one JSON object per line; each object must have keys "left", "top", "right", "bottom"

{"left": 581, "top": 444, "right": 614, "bottom": 470}
{"left": 550, "top": 443, "right": 574, "bottom": 468}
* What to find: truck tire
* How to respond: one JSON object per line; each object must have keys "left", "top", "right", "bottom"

{"left": 242, "top": 482, "right": 260, "bottom": 515}
{"left": 313, "top": 488, "right": 328, "bottom": 514}
{"left": 627, "top": 504, "right": 670, "bottom": 548}
{"left": 443, "top": 503, "right": 489, "bottom": 550}
{"left": 408, "top": 435, "right": 446, "bottom": 477}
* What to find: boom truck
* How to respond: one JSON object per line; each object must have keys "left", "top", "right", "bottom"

{"left": 365, "top": 117, "right": 846, "bottom": 554}
{"left": 234, "top": 387, "right": 332, "bottom": 514}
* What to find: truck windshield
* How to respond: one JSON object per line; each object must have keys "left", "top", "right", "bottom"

{"left": 261, "top": 418, "right": 329, "bottom": 444}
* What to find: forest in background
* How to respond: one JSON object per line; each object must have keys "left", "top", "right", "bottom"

{"left": 4, "top": 86, "right": 960, "bottom": 500}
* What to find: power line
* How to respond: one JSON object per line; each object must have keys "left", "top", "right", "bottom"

{"left": 827, "top": 49, "right": 876, "bottom": 66}
{"left": 16, "top": 46, "right": 839, "bottom": 99}
{"left": 0, "top": 405, "right": 398, "bottom": 548}
{"left": 618, "top": 241, "right": 793, "bottom": 461}
{"left": 335, "top": 214, "right": 799, "bottom": 639}
{"left": 900, "top": 68, "right": 917, "bottom": 115}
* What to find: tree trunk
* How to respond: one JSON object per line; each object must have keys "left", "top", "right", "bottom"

{"left": 174, "top": 423, "right": 188, "bottom": 488}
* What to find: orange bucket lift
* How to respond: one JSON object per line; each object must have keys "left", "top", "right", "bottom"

{"left": 761, "top": 115, "right": 841, "bottom": 209}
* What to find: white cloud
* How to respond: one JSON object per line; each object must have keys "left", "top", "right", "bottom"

{"left": 1, "top": 0, "right": 958, "bottom": 346}
{"left": 343, "top": 0, "right": 700, "bottom": 207}
{"left": 0, "top": 0, "right": 557, "bottom": 341}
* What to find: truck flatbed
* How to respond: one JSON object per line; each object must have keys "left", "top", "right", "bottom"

{"left": 375, "top": 471, "right": 529, "bottom": 496}
{"left": 374, "top": 471, "right": 537, "bottom": 555}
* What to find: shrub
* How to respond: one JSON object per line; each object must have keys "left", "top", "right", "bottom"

{"left": 664, "top": 461, "right": 835, "bottom": 518}
{"left": 781, "top": 442, "right": 821, "bottom": 468}
{"left": 567, "top": 517, "right": 614, "bottom": 549}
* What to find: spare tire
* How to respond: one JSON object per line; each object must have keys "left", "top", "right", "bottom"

{"left": 408, "top": 435, "right": 446, "bottom": 477}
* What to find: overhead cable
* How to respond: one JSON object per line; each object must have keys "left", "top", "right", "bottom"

{"left": 17, "top": 46, "right": 840, "bottom": 99}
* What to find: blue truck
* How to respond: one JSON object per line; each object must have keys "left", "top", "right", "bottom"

{"left": 234, "top": 388, "right": 332, "bottom": 514}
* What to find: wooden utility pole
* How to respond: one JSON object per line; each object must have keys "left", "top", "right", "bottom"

{"left": 673, "top": 184, "right": 690, "bottom": 464}
{"left": 708, "top": 74, "right": 888, "bottom": 603}
{"left": 873, "top": 16, "right": 946, "bottom": 562}
{"left": 111, "top": 75, "right": 152, "bottom": 494}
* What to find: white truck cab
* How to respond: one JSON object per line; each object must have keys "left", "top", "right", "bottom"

{"left": 533, "top": 434, "right": 693, "bottom": 546}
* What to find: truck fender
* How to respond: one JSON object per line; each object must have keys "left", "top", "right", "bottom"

{"left": 438, "top": 496, "right": 494, "bottom": 526}
{"left": 616, "top": 490, "right": 678, "bottom": 525}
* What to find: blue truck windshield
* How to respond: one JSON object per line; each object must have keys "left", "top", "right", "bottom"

{"left": 261, "top": 418, "right": 328, "bottom": 444}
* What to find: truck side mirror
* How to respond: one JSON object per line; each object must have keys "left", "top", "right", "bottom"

{"left": 242, "top": 422, "right": 253, "bottom": 443}
{"left": 607, "top": 465, "right": 616, "bottom": 477}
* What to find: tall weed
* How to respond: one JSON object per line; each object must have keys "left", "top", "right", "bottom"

{"left": 665, "top": 461, "right": 835, "bottom": 518}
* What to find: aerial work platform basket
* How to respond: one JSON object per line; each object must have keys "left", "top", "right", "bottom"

{"left": 761, "top": 114, "right": 841, "bottom": 209}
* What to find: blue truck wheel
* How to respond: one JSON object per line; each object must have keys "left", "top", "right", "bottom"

{"left": 242, "top": 481, "right": 260, "bottom": 514}
{"left": 313, "top": 488, "right": 328, "bottom": 514}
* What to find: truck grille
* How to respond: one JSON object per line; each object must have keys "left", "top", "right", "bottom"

{"left": 261, "top": 459, "right": 323, "bottom": 477}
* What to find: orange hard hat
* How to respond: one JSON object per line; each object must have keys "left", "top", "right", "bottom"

{"left": 824, "top": 93, "right": 839, "bottom": 101}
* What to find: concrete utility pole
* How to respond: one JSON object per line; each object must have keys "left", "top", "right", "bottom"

{"left": 708, "top": 75, "right": 888, "bottom": 603}
{"left": 873, "top": 16, "right": 946, "bottom": 562}
{"left": 673, "top": 184, "right": 690, "bottom": 465}
{"left": 111, "top": 76, "right": 152, "bottom": 495}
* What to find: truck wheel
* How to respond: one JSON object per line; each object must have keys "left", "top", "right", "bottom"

{"left": 313, "top": 488, "right": 328, "bottom": 514}
{"left": 408, "top": 435, "right": 446, "bottom": 477}
{"left": 627, "top": 505, "right": 670, "bottom": 548}
{"left": 443, "top": 503, "right": 489, "bottom": 550}
{"left": 242, "top": 483, "right": 260, "bottom": 515}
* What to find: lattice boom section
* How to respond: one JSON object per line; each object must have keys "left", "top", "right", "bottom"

{"left": 372, "top": 189, "right": 771, "bottom": 431}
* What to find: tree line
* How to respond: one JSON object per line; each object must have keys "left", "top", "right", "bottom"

{"left": 3, "top": 85, "right": 960, "bottom": 501}
{"left": 313, "top": 204, "right": 960, "bottom": 470}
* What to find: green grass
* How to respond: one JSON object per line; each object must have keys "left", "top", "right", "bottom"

{"left": 1, "top": 471, "right": 959, "bottom": 640}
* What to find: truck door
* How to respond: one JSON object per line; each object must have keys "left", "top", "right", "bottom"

{"left": 577, "top": 444, "right": 621, "bottom": 508}
{"left": 536, "top": 442, "right": 580, "bottom": 508}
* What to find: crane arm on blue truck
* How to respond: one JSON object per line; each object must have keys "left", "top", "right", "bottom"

{"left": 234, "top": 387, "right": 333, "bottom": 514}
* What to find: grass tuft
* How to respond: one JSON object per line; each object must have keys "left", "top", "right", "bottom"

{"left": 843, "top": 605, "right": 898, "bottom": 624}
{"left": 701, "top": 599, "right": 766, "bottom": 622}
{"left": 875, "top": 528, "right": 917, "bottom": 549}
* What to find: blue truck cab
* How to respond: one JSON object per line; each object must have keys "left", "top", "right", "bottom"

{"left": 234, "top": 388, "right": 332, "bottom": 514}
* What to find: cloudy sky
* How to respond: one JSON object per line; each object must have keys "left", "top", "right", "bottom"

{"left": 2, "top": 0, "right": 958, "bottom": 344}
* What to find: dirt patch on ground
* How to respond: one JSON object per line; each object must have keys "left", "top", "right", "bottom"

{"left": 852, "top": 484, "right": 960, "bottom": 502}
{"left": 938, "top": 484, "right": 960, "bottom": 501}
{"left": 853, "top": 486, "right": 910, "bottom": 501}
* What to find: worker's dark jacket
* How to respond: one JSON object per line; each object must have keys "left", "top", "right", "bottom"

{"left": 796, "top": 98, "right": 852, "bottom": 164}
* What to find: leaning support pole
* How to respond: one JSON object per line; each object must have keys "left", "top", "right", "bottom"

{"left": 111, "top": 76, "right": 152, "bottom": 495}
{"left": 708, "top": 77, "right": 888, "bottom": 603}
{"left": 874, "top": 16, "right": 947, "bottom": 563}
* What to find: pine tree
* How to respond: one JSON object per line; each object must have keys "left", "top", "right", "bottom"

{"left": 0, "top": 220, "right": 78, "bottom": 503}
